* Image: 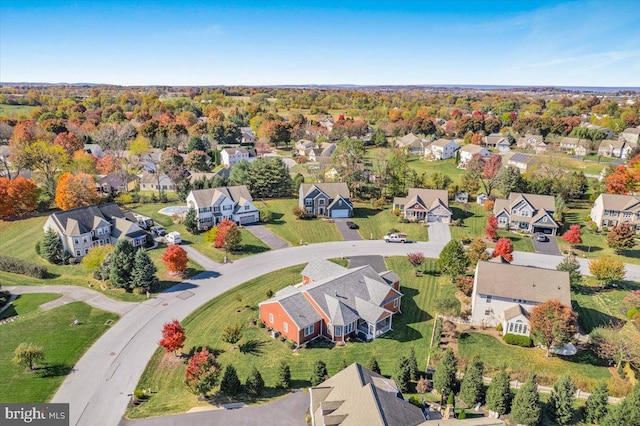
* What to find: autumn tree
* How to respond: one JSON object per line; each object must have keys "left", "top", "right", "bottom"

{"left": 492, "top": 238, "right": 514, "bottom": 262}
{"left": 590, "top": 324, "right": 640, "bottom": 369}
{"left": 0, "top": 177, "right": 39, "bottom": 218}
{"left": 185, "top": 348, "right": 220, "bottom": 396}
{"left": 184, "top": 150, "right": 210, "bottom": 172}
{"left": 55, "top": 172, "right": 99, "bottom": 210}
{"left": 71, "top": 150, "right": 97, "bottom": 174}
{"left": 589, "top": 256, "right": 625, "bottom": 285}
{"left": 82, "top": 245, "right": 114, "bottom": 273}
{"left": 158, "top": 320, "right": 186, "bottom": 356}
{"left": 465, "top": 238, "right": 490, "bottom": 267}
{"left": 259, "top": 120, "right": 291, "bottom": 147}
{"left": 222, "top": 324, "right": 243, "bottom": 350}
{"left": 407, "top": 252, "right": 425, "bottom": 274}
{"left": 13, "top": 342, "right": 45, "bottom": 371}
{"left": 215, "top": 219, "right": 242, "bottom": 254}
{"left": 606, "top": 224, "right": 635, "bottom": 253}
{"left": 96, "top": 154, "right": 120, "bottom": 175}
{"left": 438, "top": 240, "right": 469, "bottom": 279}
{"left": 162, "top": 245, "right": 188, "bottom": 275}
{"left": 561, "top": 225, "right": 582, "bottom": 248}
{"left": 529, "top": 300, "right": 577, "bottom": 356}
{"left": 556, "top": 255, "right": 582, "bottom": 287}
{"left": 24, "top": 141, "right": 68, "bottom": 197}
{"left": 54, "top": 131, "right": 83, "bottom": 156}
{"left": 465, "top": 153, "right": 502, "bottom": 196}
{"left": 485, "top": 215, "right": 498, "bottom": 241}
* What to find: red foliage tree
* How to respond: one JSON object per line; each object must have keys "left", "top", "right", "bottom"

{"left": 484, "top": 215, "right": 498, "bottom": 241}
{"left": 184, "top": 347, "right": 220, "bottom": 395}
{"left": 529, "top": 300, "right": 577, "bottom": 356}
{"left": 96, "top": 154, "right": 120, "bottom": 175}
{"left": 55, "top": 172, "right": 99, "bottom": 210}
{"left": 0, "top": 176, "right": 39, "bottom": 218}
{"left": 561, "top": 225, "right": 582, "bottom": 247}
{"left": 54, "top": 132, "right": 83, "bottom": 156}
{"left": 158, "top": 320, "right": 186, "bottom": 355}
{"left": 162, "top": 245, "right": 188, "bottom": 274}
{"left": 215, "top": 218, "right": 241, "bottom": 252}
{"left": 492, "top": 237, "right": 514, "bottom": 262}
{"left": 604, "top": 155, "right": 640, "bottom": 195}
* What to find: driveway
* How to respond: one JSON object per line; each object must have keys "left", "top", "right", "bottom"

{"left": 532, "top": 235, "right": 562, "bottom": 256}
{"left": 243, "top": 224, "right": 290, "bottom": 250}
{"left": 427, "top": 222, "right": 451, "bottom": 244}
{"left": 182, "top": 245, "right": 221, "bottom": 270}
{"left": 348, "top": 255, "right": 387, "bottom": 273}
{"left": 334, "top": 218, "right": 363, "bottom": 241}
{"left": 119, "top": 390, "right": 308, "bottom": 426}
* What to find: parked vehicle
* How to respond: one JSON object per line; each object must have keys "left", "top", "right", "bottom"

{"left": 346, "top": 221, "right": 358, "bottom": 229}
{"left": 166, "top": 231, "right": 182, "bottom": 245}
{"left": 384, "top": 233, "right": 407, "bottom": 243}
{"left": 535, "top": 233, "right": 548, "bottom": 242}
{"left": 150, "top": 226, "right": 166, "bottom": 237}
{"left": 133, "top": 213, "right": 154, "bottom": 230}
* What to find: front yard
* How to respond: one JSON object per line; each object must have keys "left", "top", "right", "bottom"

{"left": 350, "top": 202, "right": 429, "bottom": 241}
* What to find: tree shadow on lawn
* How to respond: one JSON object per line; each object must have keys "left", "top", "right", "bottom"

{"left": 353, "top": 207, "right": 380, "bottom": 219}
{"left": 384, "top": 287, "right": 429, "bottom": 343}
{"left": 0, "top": 303, "right": 17, "bottom": 321}
{"left": 451, "top": 206, "right": 474, "bottom": 221}
{"left": 37, "top": 363, "right": 72, "bottom": 378}
{"left": 239, "top": 339, "right": 267, "bottom": 356}
{"left": 571, "top": 302, "right": 623, "bottom": 333}
{"left": 184, "top": 345, "right": 223, "bottom": 359}
{"left": 557, "top": 349, "right": 608, "bottom": 369}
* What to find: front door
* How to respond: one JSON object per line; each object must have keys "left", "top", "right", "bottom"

{"left": 318, "top": 207, "right": 325, "bottom": 216}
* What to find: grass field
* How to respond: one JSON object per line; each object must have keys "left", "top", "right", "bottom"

{"left": 0, "top": 293, "right": 60, "bottom": 320}
{"left": 127, "top": 257, "right": 457, "bottom": 418}
{"left": 0, "top": 104, "right": 36, "bottom": 118}
{"left": 0, "top": 214, "right": 203, "bottom": 302}
{"left": 258, "top": 198, "right": 343, "bottom": 245}
{"left": 351, "top": 202, "right": 428, "bottom": 241}
{"left": 572, "top": 279, "right": 638, "bottom": 333}
{"left": 0, "top": 296, "right": 118, "bottom": 402}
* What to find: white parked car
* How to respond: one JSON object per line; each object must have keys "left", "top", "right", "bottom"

{"left": 166, "top": 231, "right": 182, "bottom": 245}
{"left": 384, "top": 233, "right": 407, "bottom": 243}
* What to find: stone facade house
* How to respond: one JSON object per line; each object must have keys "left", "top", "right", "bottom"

{"left": 186, "top": 185, "right": 259, "bottom": 229}
{"left": 590, "top": 193, "right": 640, "bottom": 231}
{"left": 299, "top": 182, "right": 353, "bottom": 218}
{"left": 393, "top": 188, "right": 451, "bottom": 223}
{"left": 493, "top": 192, "right": 559, "bottom": 235}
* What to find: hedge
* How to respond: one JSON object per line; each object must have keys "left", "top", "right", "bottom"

{"left": 503, "top": 333, "right": 532, "bottom": 347}
{"left": 0, "top": 255, "right": 48, "bottom": 279}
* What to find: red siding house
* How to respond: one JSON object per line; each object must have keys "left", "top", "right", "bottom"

{"left": 259, "top": 259, "right": 402, "bottom": 346}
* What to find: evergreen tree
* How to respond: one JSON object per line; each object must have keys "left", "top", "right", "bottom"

{"left": 109, "top": 239, "right": 135, "bottom": 289}
{"left": 438, "top": 240, "right": 469, "bottom": 279}
{"left": 459, "top": 357, "right": 484, "bottom": 407}
{"left": 486, "top": 368, "right": 511, "bottom": 415}
{"left": 601, "top": 382, "right": 639, "bottom": 426}
{"left": 548, "top": 374, "right": 576, "bottom": 425}
{"left": 311, "top": 360, "right": 328, "bottom": 386}
{"left": 184, "top": 207, "right": 199, "bottom": 234}
{"left": 585, "top": 381, "right": 608, "bottom": 424}
{"left": 394, "top": 357, "right": 412, "bottom": 393}
{"left": 433, "top": 348, "right": 458, "bottom": 398}
{"left": 245, "top": 366, "right": 265, "bottom": 397}
{"left": 368, "top": 357, "right": 381, "bottom": 375}
{"left": 41, "top": 227, "right": 63, "bottom": 264}
{"left": 130, "top": 249, "right": 157, "bottom": 290}
{"left": 220, "top": 365, "right": 242, "bottom": 396}
{"left": 511, "top": 373, "right": 541, "bottom": 426}
{"left": 292, "top": 173, "right": 304, "bottom": 195}
{"left": 556, "top": 255, "right": 582, "bottom": 287}
{"left": 276, "top": 361, "right": 291, "bottom": 389}
{"left": 407, "top": 347, "right": 419, "bottom": 381}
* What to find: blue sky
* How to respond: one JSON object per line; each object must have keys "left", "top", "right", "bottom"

{"left": 1, "top": 0, "right": 639, "bottom": 86}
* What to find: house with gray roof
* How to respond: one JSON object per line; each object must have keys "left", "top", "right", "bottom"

{"left": 458, "top": 144, "right": 490, "bottom": 167}
{"left": 395, "top": 133, "right": 430, "bottom": 155}
{"left": 427, "top": 138, "right": 459, "bottom": 160}
{"left": 43, "top": 202, "right": 148, "bottom": 259}
{"left": 560, "top": 137, "right": 589, "bottom": 156}
{"left": 186, "top": 185, "right": 258, "bottom": 229}
{"left": 597, "top": 139, "right": 632, "bottom": 159}
{"left": 620, "top": 127, "right": 640, "bottom": 147}
{"left": 471, "top": 261, "right": 571, "bottom": 337}
{"left": 97, "top": 173, "right": 139, "bottom": 194}
{"left": 310, "top": 363, "right": 425, "bottom": 426}
{"left": 299, "top": 182, "right": 353, "bottom": 218}
{"left": 259, "top": 259, "right": 402, "bottom": 345}
{"left": 482, "top": 133, "right": 511, "bottom": 152}
{"left": 505, "top": 152, "right": 537, "bottom": 172}
{"left": 493, "top": 192, "right": 559, "bottom": 235}
{"left": 516, "top": 134, "right": 547, "bottom": 153}
{"left": 393, "top": 188, "right": 451, "bottom": 223}
{"left": 590, "top": 193, "right": 640, "bottom": 231}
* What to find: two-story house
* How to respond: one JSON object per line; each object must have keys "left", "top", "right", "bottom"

{"left": 43, "top": 203, "right": 148, "bottom": 259}
{"left": 220, "top": 147, "right": 253, "bottom": 168}
{"left": 493, "top": 192, "right": 559, "bottom": 235}
{"left": 482, "top": 133, "right": 511, "bottom": 152}
{"left": 186, "top": 185, "right": 259, "bottom": 229}
{"left": 299, "top": 182, "right": 353, "bottom": 218}
{"left": 259, "top": 258, "right": 403, "bottom": 346}
{"left": 395, "top": 133, "right": 429, "bottom": 155}
{"left": 307, "top": 142, "right": 336, "bottom": 162}
{"left": 392, "top": 188, "right": 451, "bottom": 223}
{"left": 139, "top": 172, "right": 177, "bottom": 192}
{"left": 590, "top": 193, "right": 640, "bottom": 231}
{"left": 620, "top": 128, "right": 640, "bottom": 147}
{"left": 458, "top": 144, "right": 490, "bottom": 167}
{"left": 471, "top": 260, "right": 571, "bottom": 336}
{"left": 428, "top": 139, "right": 459, "bottom": 160}
{"left": 505, "top": 152, "right": 536, "bottom": 173}
{"left": 560, "top": 137, "right": 589, "bottom": 156}
{"left": 597, "top": 139, "right": 632, "bottom": 159}
{"left": 295, "top": 139, "right": 316, "bottom": 156}
{"left": 240, "top": 127, "right": 256, "bottom": 144}
{"left": 516, "top": 134, "right": 547, "bottom": 153}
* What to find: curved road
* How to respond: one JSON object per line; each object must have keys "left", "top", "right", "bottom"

{"left": 45, "top": 240, "right": 640, "bottom": 426}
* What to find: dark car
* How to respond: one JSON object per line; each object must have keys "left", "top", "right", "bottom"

{"left": 150, "top": 226, "right": 167, "bottom": 237}
{"left": 535, "top": 233, "right": 548, "bottom": 242}
{"left": 346, "top": 221, "right": 358, "bottom": 229}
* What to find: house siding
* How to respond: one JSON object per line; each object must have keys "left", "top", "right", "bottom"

{"left": 259, "top": 302, "right": 300, "bottom": 344}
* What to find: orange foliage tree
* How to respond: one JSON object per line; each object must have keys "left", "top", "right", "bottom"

{"left": 604, "top": 154, "right": 640, "bottom": 194}
{"left": 561, "top": 225, "right": 582, "bottom": 247}
{"left": 529, "top": 300, "right": 577, "bottom": 356}
{"left": 55, "top": 172, "right": 99, "bottom": 210}
{"left": 54, "top": 132, "right": 83, "bottom": 156}
{"left": 0, "top": 176, "right": 39, "bottom": 218}
{"left": 96, "top": 155, "right": 120, "bottom": 175}
{"left": 162, "top": 245, "right": 188, "bottom": 275}
{"left": 158, "top": 320, "right": 186, "bottom": 355}
{"left": 492, "top": 237, "right": 514, "bottom": 262}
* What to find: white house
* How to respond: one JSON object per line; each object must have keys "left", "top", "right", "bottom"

{"left": 458, "top": 144, "right": 490, "bottom": 166}
{"left": 392, "top": 188, "right": 451, "bottom": 223}
{"left": 396, "top": 133, "right": 429, "bottom": 155}
{"left": 470, "top": 260, "right": 571, "bottom": 336}
{"left": 560, "top": 137, "right": 589, "bottom": 156}
{"left": 308, "top": 142, "right": 336, "bottom": 162}
{"left": 186, "top": 185, "right": 259, "bottom": 229}
{"left": 590, "top": 193, "right": 640, "bottom": 231}
{"left": 598, "top": 139, "right": 632, "bottom": 159}
{"left": 140, "top": 172, "right": 177, "bottom": 192}
{"left": 482, "top": 134, "right": 511, "bottom": 152}
{"left": 620, "top": 128, "right": 640, "bottom": 147}
{"left": 494, "top": 192, "right": 559, "bottom": 235}
{"left": 221, "top": 147, "right": 253, "bottom": 168}
{"left": 428, "top": 139, "right": 459, "bottom": 160}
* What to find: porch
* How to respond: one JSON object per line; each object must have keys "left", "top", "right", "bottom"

{"left": 357, "top": 317, "right": 392, "bottom": 341}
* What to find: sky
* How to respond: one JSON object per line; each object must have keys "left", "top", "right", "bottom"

{"left": 1, "top": 0, "right": 639, "bottom": 87}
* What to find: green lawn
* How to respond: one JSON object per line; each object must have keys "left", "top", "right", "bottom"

{"left": 457, "top": 332, "right": 612, "bottom": 393}
{"left": 351, "top": 203, "right": 428, "bottom": 241}
{"left": 258, "top": 198, "right": 343, "bottom": 245}
{"left": 364, "top": 148, "right": 466, "bottom": 185}
{"left": 0, "top": 104, "right": 36, "bottom": 118}
{"left": 572, "top": 280, "right": 637, "bottom": 333}
{"left": 0, "top": 293, "right": 61, "bottom": 320}
{"left": 449, "top": 202, "right": 490, "bottom": 242}
{"left": 127, "top": 257, "right": 457, "bottom": 418}
{"left": 0, "top": 298, "right": 118, "bottom": 402}
{"left": 0, "top": 215, "right": 203, "bottom": 302}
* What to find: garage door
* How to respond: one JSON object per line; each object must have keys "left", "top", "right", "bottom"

{"left": 331, "top": 209, "right": 350, "bottom": 218}
{"left": 239, "top": 214, "right": 258, "bottom": 225}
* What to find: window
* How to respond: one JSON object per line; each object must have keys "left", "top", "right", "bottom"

{"left": 486, "top": 295, "right": 492, "bottom": 304}
{"left": 223, "top": 205, "right": 232, "bottom": 211}
{"left": 338, "top": 200, "right": 343, "bottom": 206}
{"left": 268, "top": 313, "right": 274, "bottom": 323}
{"left": 75, "top": 250, "right": 81, "bottom": 257}
{"left": 84, "top": 248, "right": 89, "bottom": 255}
{"left": 318, "top": 199, "right": 325, "bottom": 205}
{"left": 498, "top": 217, "right": 507, "bottom": 224}
{"left": 623, "top": 212, "right": 632, "bottom": 218}
{"left": 393, "top": 299, "right": 399, "bottom": 308}
{"left": 283, "top": 322, "right": 288, "bottom": 332}
{"left": 213, "top": 206, "right": 220, "bottom": 212}
{"left": 611, "top": 220, "right": 618, "bottom": 226}
{"left": 542, "top": 216, "right": 547, "bottom": 222}
{"left": 245, "top": 205, "right": 250, "bottom": 211}
{"left": 344, "top": 322, "right": 355, "bottom": 334}
{"left": 304, "top": 324, "right": 314, "bottom": 337}
{"left": 484, "top": 309, "right": 492, "bottom": 315}
{"left": 305, "top": 199, "right": 313, "bottom": 206}
{"left": 83, "top": 237, "right": 88, "bottom": 244}
{"left": 603, "top": 219, "right": 609, "bottom": 226}
{"left": 74, "top": 238, "right": 79, "bottom": 244}
{"left": 334, "top": 326, "right": 342, "bottom": 336}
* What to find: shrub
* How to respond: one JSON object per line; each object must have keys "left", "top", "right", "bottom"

{"left": 34, "top": 241, "right": 41, "bottom": 256}
{"left": 372, "top": 197, "right": 385, "bottom": 210}
{"left": 496, "top": 323, "right": 503, "bottom": 332}
{"left": 458, "top": 410, "right": 467, "bottom": 419}
{"left": 503, "top": 333, "right": 532, "bottom": 347}
{"left": 454, "top": 276, "right": 474, "bottom": 296}
{"left": 266, "top": 290, "right": 274, "bottom": 298}
{"left": 259, "top": 208, "right": 273, "bottom": 223}
{"left": 0, "top": 256, "right": 48, "bottom": 279}
{"left": 627, "top": 308, "right": 639, "bottom": 319}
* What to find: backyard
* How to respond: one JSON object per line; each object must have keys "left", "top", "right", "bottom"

{"left": 0, "top": 294, "right": 118, "bottom": 402}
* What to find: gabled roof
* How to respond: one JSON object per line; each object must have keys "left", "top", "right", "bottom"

{"left": 508, "top": 192, "right": 555, "bottom": 212}
{"left": 277, "top": 293, "right": 323, "bottom": 329}
{"left": 310, "top": 363, "right": 425, "bottom": 426}
{"left": 504, "top": 304, "right": 529, "bottom": 321}
{"left": 393, "top": 188, "right": 450, "bottom": 213}
{"left": 98, "top": 173, "right": 138, "bottom": 187}
{"left": 396, "top": 133, "right": 424, "bottom": 147}
{"left": 597, "top": 193, "right": 640, "bottom": 212}
{"left": 598, "top": 139, "right": 625, "bottom": 150}
{"left": 431, "top": 138, "right": 457, "bottom": 148}
{"left": 301, "top": 258, "right": 348, "bottom": 282}
{"left": 221, "top": 147, "right": 249, "bottom": 155}
{"left": 482, "top": 134, "right": 508, "bottom": 145}
{"left": 560, "top": 137, "right": 588, "bottom": 148}
{"left": 111, "top": 217, "right": 147, "bottom": 239}
{"left": 460, "top": 144, "right": 488, "bottom": 154}
{"left": 188, "top": 185, "right": 253, "bottom": 208}
{"left": 300, "top": 182, "right": 351, "bottom": 200}
{"left": 507, "top": 152, "right": 536, "bottom": 165}
{"left": 474, "top": 261, "right": 571, "bottom": 306}
{"left": 48, "top": 202, "right": 130, "bottom": 236}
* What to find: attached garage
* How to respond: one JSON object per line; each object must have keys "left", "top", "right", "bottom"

{"left": 238, "top": 213, "right": 259, "bottom": 225}
{"left": 330, "top": 209, "right": 351, "bottom": 218}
